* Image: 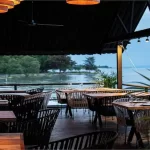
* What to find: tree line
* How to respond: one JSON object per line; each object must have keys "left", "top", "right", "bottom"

{"left": 0, "top": 55, "right": 100, "bottom": 76}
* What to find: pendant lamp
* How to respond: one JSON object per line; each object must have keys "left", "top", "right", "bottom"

{"left": 11, "top": 0, "right": 20, "bottom": 5}
{"left": 0, "top": 5, "right": 8, "bottom": 13}
{"left": 0, "top": 0, "right": 14, "bottom": 9}
{"left": 66, "top": 0, "right": 100, "bottom": 5}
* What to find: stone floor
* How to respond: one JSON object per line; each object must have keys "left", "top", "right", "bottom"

{"left": 49, "top": 107, "right": 138, "bottom": 149}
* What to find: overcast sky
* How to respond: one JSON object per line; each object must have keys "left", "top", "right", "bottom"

{"left": 70, "top": 7, "right": 150, "bottom": 68}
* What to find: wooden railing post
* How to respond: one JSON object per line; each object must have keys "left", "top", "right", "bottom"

{"left": 145, "top": 87, "right": 148, "bottom": 92}
{"left": 14, "top": 85, "right": 17, "bottom": 90}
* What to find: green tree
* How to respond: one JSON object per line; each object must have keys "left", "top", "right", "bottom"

{"left": 0, "top": 56, "right": 22, "bottom": 75}
{"left": 34, "top": 55, "right": 49, "bottom": 73}
{"left": 19, "top": 56, "right": 40, "bottom": 77}
{"left": 0, "top": 56, "right": 10, "bottom": 74}
{"left": 48, "top": 55, "right": 76, "bottom": 73}
{"left": 73, "top": 65, "right": 83, "bottom": 72}
{"left": 83, "top": 56, "right": 97, "bottom": 72}
{"left": 7, "top": 58, "right": 23, "bottom": 75}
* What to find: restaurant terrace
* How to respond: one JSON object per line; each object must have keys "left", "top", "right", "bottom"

{"left": 0, "top": 0, "right": 150, "bottom": 149}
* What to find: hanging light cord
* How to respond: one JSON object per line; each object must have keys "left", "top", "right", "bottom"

{"left": 125, "top": 50, "right": 138, "bottom": 71}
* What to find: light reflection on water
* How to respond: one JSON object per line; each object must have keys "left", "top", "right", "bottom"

{"left": 0, "top": 73, "right": 96, "bottom": 91}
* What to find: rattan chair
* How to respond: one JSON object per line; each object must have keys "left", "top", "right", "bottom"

{"left": 41, "top": 91, "right": 53, "bottom": 109}
{"left": 113, "top": 98, "right": 134, "bottom": 144}
{"left": 67, "top": 91, "right": 89, "bottom": 118}
{"left": 30, "top": 130, "right": 118, "bottom": 150}
{"left": 134, "top": 109, "right": 150, "bottom": 148}
{"left": 55, "top": 88, "right": 74, "bottom": 115}
{"left": 0, "top": 108, "right": 60, "bottom": 148}
{"left": 56, "top": 87, "right": 75, "bottom": 104}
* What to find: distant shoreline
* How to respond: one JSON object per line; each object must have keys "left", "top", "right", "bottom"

{"left": 97, "top": 66, "right": 112, "bottom": 68}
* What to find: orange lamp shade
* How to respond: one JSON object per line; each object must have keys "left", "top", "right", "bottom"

{"left": 0, "top": 0, "right": 14, "bottom": 9}
{"left": 11, "top": 0, "right": 20, "bottom": 5}
{"left": 66, "top": 0, "right": 100, "bottom": 5}
{"left": 0, "top": 5, "right": 8, "bottom": 13}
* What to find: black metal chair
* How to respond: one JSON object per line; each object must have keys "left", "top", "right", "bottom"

{"left": 0, "top": 100, "right": 9, "bottom": 110}
{"left": 0, "top": 95, "right": 25, "bottom": 110}
{"left": 15, "top": 96, "right": 45, "bottom": 121}
{"left": 0, "top": 108, "right": 60, "bottom": 148}
{"left": 30, "top": 130, "right": 118, "bottom": 150}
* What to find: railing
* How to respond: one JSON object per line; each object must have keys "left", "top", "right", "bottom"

{"left": 0, "top": 83, "right": 97, "bottom": 91}
{"left": 1, "top": 83, "right": 149, "bottom": 92}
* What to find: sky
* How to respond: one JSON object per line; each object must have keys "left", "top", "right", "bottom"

{"left": 70, "top": 7, "right": 150, "bottom": 68}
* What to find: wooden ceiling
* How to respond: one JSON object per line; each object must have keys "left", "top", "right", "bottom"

{"left": 0, "top": 0, "right": 148, "bottom": 55}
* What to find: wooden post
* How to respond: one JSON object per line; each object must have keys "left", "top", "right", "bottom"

{"left": 117, "top": 45, "right": 123, "bottom": 89}
{"left": 14, "top": 85, "right": 17, "bottom": 90}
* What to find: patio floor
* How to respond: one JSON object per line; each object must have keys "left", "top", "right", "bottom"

{"left": 48, "top": 102, "right": 137, "bottom": 149}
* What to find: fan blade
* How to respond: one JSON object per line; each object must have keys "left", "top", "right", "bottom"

{"left": 36, "top": 23, "right": 64, "bottom": 27}
{"left": 18, "top": 20, "right": 28, "bottom": 24}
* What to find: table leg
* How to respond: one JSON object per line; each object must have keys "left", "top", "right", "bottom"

{"left": 93, "top": 112, "right": 97, "bottom": 124}
{"left": 127, "top": 109, "right": 144, "bottom": 148}
{"left": 97, "top": 113, "right": 102, "bottom": 127}
{"left": 127, "top": 126, "right": 144, "bottom": 148}
{"left": 135, "top": 130, "right": 144, "bottom": 148}
{"left": 127, "top": 126, "right": 135, "bottom": 143}
{"left": 65, "top": 93, "right": 72, "bottom": 117}
{"left": 65, "top": 105, "right": 72, "bottom": 117}
{"left": 65, "top": 105, "right": 68, "bottom": 117}
{"left": 92, "top": 112, "right": 102, "bottom": 127}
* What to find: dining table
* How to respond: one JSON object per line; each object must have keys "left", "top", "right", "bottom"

{"left": 56, "top": 88, "right": 128, "bottom": 117}
{"left": 0, "top": 133, "right": 25, "bottom": 150}
{"left": 0, "top": 111, "right": 16, "bottom": 121}
{"left": 0, "top": 90, "right": 26, "bottom": 93}
{"left": 0, "top": 93, "right": 29, "bottom": 96}
{"left": 83, "top": 92, "right": 128, "bottom": 126}
{"left": 112, "top": 101, "right": 150, "bottom": 148}
{"left": 130, "top": 91, "right": 150, "bottom": 98}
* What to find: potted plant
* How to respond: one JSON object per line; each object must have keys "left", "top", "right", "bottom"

{"left": 94, "top": 71, "right": 117, "bottom": 88}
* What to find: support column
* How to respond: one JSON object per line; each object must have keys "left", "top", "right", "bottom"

{"left": 117, "top": 45, "right": 123, "bottom": 89}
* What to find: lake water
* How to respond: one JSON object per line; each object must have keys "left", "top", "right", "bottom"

{"left": 0, "top": 67, "right": 149, "bottom": 91}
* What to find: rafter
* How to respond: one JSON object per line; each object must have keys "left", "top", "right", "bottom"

{"left": 130, "top": 0, "right": 135, "bottom": 32}
{"left": 148, "top": 0, "right": 150, "bottom": 11}
{"left": 99, "top": 2, "right": 123, "bottom": 54}
{"left": 117, "top": 14, "right": 129, "bottom": 33}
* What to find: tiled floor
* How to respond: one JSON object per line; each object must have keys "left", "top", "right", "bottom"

{"left": 49, "top": 104, "right": 137, "bottom": 149}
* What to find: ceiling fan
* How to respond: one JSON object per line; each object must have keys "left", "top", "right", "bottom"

{"left": 18, "top": 1, "right": 64, "bottom": 27}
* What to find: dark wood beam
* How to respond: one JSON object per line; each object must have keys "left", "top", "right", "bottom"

{"left": 117, "top": 14, "right": 129, "bottom": 33}
{"left": 104, "top": 28, "right": 150, "bottom": 44}
{"left": 130, "top": 0, "right": 135, "bottom": 32}
{"left": 99, "top": 2, "right": 123, "bottom": 54}
{"left": 148, "top": 0, "right": 150, "bottom": 11}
